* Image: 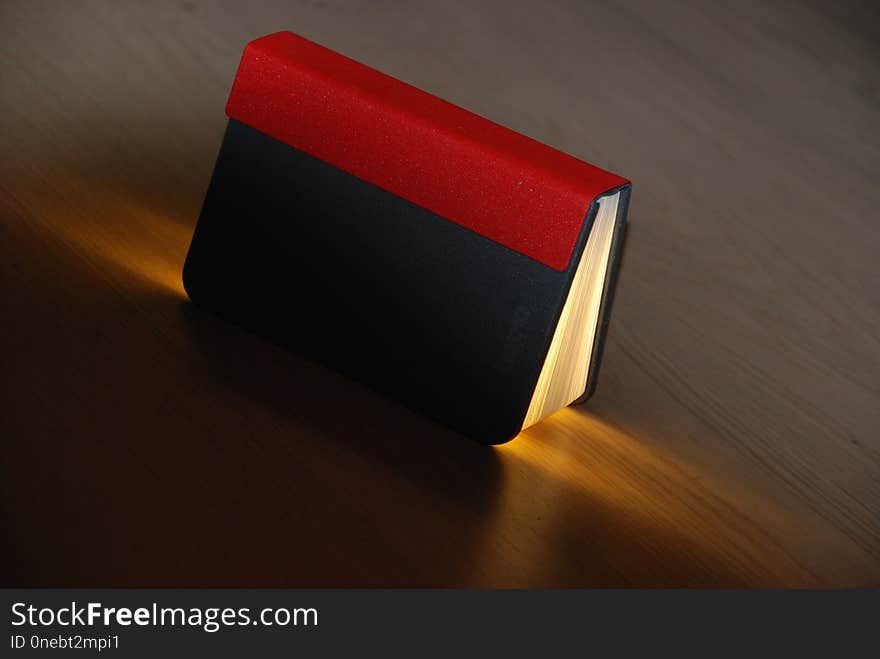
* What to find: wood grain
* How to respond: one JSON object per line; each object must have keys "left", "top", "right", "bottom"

{"left": 1, "top": 0, "right": 878, "bottom": 587}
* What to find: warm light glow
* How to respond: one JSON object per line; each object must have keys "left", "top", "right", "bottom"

{"left": 522, "top": 191, "right": 620, "bottom": 429}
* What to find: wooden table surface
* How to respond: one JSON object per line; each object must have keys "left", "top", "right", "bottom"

{"left": 2, "top": 1, "right": 878, "bottom": 587}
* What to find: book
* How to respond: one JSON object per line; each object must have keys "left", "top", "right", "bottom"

{"left": 183, "top": 31, "right": 631, "bottom": 444}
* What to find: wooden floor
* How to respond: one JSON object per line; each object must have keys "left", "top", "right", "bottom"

{"left": 2, "top": 1, "right": 878, "bottom": 587}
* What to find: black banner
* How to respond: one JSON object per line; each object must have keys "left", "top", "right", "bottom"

{"left": 1, "top": 589, "right": 875, "bottom": 656}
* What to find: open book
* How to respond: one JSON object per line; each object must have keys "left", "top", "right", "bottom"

{"left": 183, "top": 32, "right": 631, "bottom": 444}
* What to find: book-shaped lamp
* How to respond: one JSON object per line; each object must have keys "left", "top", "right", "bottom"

{"left": 183, "top": 31, "right": 631, "bottom": 444}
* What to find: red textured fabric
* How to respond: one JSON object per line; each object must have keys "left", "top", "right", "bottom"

{"left": 226, "top": 31, "right": 628, "bottom": 271}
